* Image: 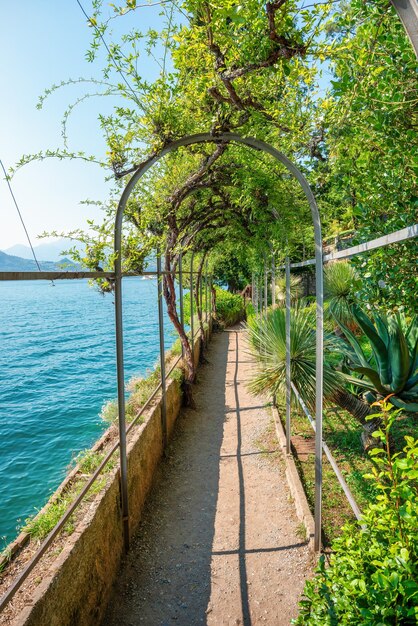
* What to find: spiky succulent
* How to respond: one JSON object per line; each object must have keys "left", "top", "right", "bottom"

{"left": 245, "top": 304, "right": 343, "bottom": 410}
{"left": 340, "top": 307, "right": 418, "bottom": 412}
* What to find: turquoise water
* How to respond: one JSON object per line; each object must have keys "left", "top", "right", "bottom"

{"left": 0, "top": 278, "right": 177, "bottom": 548}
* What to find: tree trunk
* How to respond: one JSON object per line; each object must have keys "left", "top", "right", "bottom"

{"left": 163, "top": 265, "right": 196, "bottom": 408}
{"left": 332, "top": 388, "right": 382, "bottom": 450}
{"left": 195, "top": 254, "right": 208, "bottom": 363}
{"left": 332, "top": 388, "right": 373, "bottom": 424}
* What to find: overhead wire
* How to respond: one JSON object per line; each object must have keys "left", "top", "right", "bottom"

{"left": 0, "top": 158, "right": 42, "bottom": 272}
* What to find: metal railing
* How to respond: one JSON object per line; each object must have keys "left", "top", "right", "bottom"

{"left": 254, "top": 222, "right": 417, "bottom": 549}
{"left": 0, "top": 254, "right": 213, "bottom": 612}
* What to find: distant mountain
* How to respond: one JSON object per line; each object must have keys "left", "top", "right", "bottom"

{"left": 3, "top": 239, "right": 85, "bottom": 262}
{"left": 0, "top": 251, "right": 80, "bottom": 272}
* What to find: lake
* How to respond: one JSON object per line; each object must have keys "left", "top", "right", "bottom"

{"left": 0, "top": 278, "right": 178, "bottom": 548}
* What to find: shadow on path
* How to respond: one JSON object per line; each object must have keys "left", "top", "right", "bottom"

{"left": 103, "top": 332, "right": 228, "bottom": 625}
{"left": 102, "top": 328, "right": 312, "bottom": 626}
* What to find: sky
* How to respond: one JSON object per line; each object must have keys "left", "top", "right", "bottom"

{"left": 0, "top": 1, "right": 167, "bottom": 250}
{"left": 0, "top": 1, "right": 334, "bottom": 253}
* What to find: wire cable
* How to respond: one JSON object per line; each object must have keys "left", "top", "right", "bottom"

{"left": 0, "top": 158, "right": 42, "bottom": 272}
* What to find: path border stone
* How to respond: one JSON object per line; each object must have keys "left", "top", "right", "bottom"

{"left": 271, "top": 406, "right": 316, "bottom": 552}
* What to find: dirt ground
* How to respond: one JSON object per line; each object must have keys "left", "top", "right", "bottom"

{"left": 102, "top": 328, "right": 313, "bottom": 626}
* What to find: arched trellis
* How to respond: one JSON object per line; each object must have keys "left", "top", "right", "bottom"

{"left": 114, "top": 132, "right": 324, "bottom": 552}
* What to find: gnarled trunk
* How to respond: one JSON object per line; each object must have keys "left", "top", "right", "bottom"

{"left": 332, "top": 388, "right": 381, "bottom": 450}
{"left": 163, "top": 265, "right": 196, "bottom": 408}
{"left": 332, "top": 388, "right": 373, "bottom": 424}
{"left": 195, "top": 253, "right": 208, "bottom": 363}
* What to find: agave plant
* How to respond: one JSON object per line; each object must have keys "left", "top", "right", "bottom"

{"left": 339, "top": 306, "right": 418, "bottom": 412}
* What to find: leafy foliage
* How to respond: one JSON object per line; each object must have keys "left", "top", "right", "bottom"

{"left": 275, "top": 273, "right": 302, "bottom": 305}
{"left": 214, "top": 286, "right": 244, "bottom": 326}
{"left": 17, "top": 0, "right": 418, "bottom": 382}
{"left": 295, "top": 402, "right": 418, "bottom": 625}
{"left": 340, "top": 307, "right": 418, "bottom": 412}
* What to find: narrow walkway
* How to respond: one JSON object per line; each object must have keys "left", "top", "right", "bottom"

{"left": 103, "top": 328, "right": 312, "bottom": 625}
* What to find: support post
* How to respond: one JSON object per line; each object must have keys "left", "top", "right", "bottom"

{"left": 190, "top": 253, "right": 194, "bottom": 349}
{"left": 285, "top": 257, "right": 291, "bottom": 455}
{"left": 271, "top": 253, "right": 275, "bottom": 307}
{"left": 205, "top": 259, "right": 209, "bottom": 324}
{"left": 157, "top": 252, "right": 167, "bottom": 449}
{"left": 179, "top": 253, "right": 185, "bottom": 357}
{"left": 314, "top": 257, "right": 324, "bottom": 552}
{"left": 251, "top": 272, "right": 255, "bottom": 307}
{"left": 114, "top": 251, "right": 130, "bottom": 554}
{"left": 199, "top": 264, "right": 203, "bottom": 320}
{"left": 264, "top": 257, "right": 268, "bottom": 316}
{"left": 259, "top": 275, "right": 263, "bottom": 315}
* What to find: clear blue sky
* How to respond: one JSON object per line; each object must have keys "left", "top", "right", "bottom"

{"left": 0, "top": 2, "right": 332, "bottom": 252}
{"left": 0, "top": 1, "right": 168, "bottom": 250}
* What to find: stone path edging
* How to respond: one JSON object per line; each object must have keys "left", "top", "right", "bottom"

{"left": 271, "top": 406, "right": 316, "bottom": 552}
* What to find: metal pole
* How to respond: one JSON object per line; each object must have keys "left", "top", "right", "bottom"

{"left": 251, "top": 272, "right": 255, "bottom": 307}
{"left": 205, "top": 259, "right": 209, "bottom": 324}
{"left": 264, "top": 258, "right": 268, "bottom": 316}
{"left": 258, "top": 275, "right": 261, "bottom": 314}
{"left": 190, "top": 253, "right": 194, "bottom": 349}
{"left": 209, "top": 274, "right": 213, "bottom": 322}
{"left": 390, "top": 0, "right": 418, "bottom": 58}
{"left": 285, "top": 257, "right": 291, "bottom": 456}
{"left": 114, "top": 240, "right": 130, "bottom": 554}
{"left": 157, "top": 252, "right": 167, "bottom": 449}
{"left": 314, "top": 254, "right": 324, "bottom": 553}
{"left": 179, "top": 253, "right": 185, "bottom": 357}
{"left": 199, "top": 263, "right": 203, "bottom": 321}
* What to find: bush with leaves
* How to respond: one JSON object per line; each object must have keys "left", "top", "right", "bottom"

{"left": 214, "top": 287, "right": 245, "bottom": 327}
{"left": 295, "top": 401, "right": 418, "bottom": 625}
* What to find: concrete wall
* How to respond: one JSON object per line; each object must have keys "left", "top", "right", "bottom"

{"left": 10, "top": 332, "right": 207, "bottom": 626}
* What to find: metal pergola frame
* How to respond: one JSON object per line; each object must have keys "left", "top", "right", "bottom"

{"left": 113, "top": 132, "right": 325, "bottom": 553}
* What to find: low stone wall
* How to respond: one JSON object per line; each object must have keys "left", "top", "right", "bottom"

{"left": 7, "top": 331, "right": 209, "bottom": 626}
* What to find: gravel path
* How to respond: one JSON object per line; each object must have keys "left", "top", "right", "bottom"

{"left": 102, "top": 328, "right": 312, "bottom": 626}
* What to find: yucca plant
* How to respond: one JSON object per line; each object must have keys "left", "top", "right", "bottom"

{"left": 339, "top": 306, "right": 418, "bottom": 412}
{"left": 246, "top": 305, "right": 372, "bottom": 420}
{"left": 275, "top": 273, "right": 302, "bottom": 305}
{"left": 324, "top": 261, "right": 360, "bottom": 325}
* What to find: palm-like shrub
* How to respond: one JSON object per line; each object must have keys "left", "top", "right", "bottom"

{"left": 340, "top": 307, "right": 418, "bottom": 412}
{"left": 324, "top": 261, "right": 360, "bottom": 324}
{"left": 275, "top": 273, "right": 302, "bottom": 305}
{"left": 246, "top": 305, "right": 343, "bottom": 409}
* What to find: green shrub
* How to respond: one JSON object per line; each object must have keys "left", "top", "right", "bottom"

{"left": 295, "top": 402, "right": 418, "bottom": 625}
{"left": 214, "top": 286, "right": 244, "bottom": 326}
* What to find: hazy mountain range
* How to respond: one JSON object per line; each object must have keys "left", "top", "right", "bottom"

{"left": 0, "top": 239, "right": 157, "bottom": 273}
{"left": 2, "top": 239, "right": 84, "bottom": 262}
{"left": 0, "top": 239, "right": 82, "bottom": 272}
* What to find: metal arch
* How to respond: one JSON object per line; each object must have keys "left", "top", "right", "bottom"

{"left": 114, "top": 132, "right": 324, "bottom": 552}
{"left": 390, "top": 0, "right": 418, "bottom": 58}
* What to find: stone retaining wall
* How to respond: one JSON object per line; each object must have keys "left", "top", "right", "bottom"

{"left": 8, "top": 330, "right": 209, "bottom": 626}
